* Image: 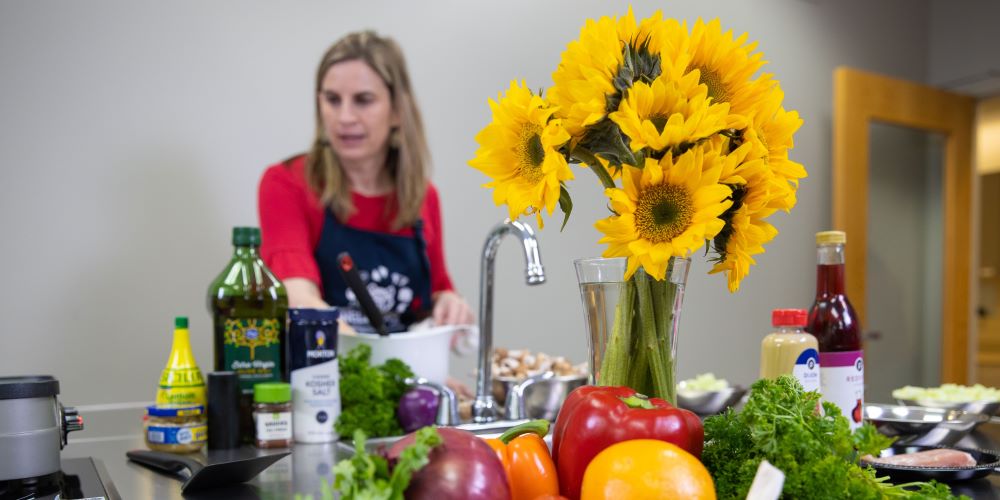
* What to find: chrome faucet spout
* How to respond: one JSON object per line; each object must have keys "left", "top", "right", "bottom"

{"left": 472, "top": 219, "right": 545, "bottom": 423}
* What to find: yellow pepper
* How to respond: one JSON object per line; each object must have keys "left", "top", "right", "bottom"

{"left": 580, "top": 439, "right": 716, "bottom": 500}
{"left": 484, "top": 419, "right": 559, "bottom": 500}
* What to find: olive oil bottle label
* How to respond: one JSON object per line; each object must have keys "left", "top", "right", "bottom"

{"left": 223, "top": 318, "right": 283, "bottom": 393}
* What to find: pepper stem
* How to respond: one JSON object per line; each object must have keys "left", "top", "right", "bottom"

{"left": 619, "top": 394, "right": 656, "bottom": 410}
{"left": 498, "top": 419, "right": 550, "bottom": 444}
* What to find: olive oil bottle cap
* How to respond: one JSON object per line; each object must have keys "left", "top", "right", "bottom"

{"left": 231, "top": 227, "right": 262, "bottom": 247}
{"left": 175, "top": 317, "right": 188, "bottom": 329}
{"left": 253, "top": 382, "right": 291, "bottom": 404}
{"left": 815, "top": 230, "right": 846, "bottom": 245}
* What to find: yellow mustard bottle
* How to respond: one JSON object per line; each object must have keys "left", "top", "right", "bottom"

{"left": 156, "top": 317, "right": 207, "bottom": 406}
{"left": 760, "top": 309, "right": 821, "bottom": 393}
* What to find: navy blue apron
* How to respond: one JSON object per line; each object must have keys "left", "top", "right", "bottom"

{"left": 315, "top": 209, "right": 433, "bottom": 333}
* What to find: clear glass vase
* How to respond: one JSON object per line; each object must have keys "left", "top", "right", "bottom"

{"left": 574, "top": 256, "right": 690, "bottom": 404}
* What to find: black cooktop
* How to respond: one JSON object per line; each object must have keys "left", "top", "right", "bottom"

{"left": 0, "top": 458, "right": 119, "bottom": 500}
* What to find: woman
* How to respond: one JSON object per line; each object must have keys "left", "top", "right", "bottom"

{"left": 258, "top": 31, "right": 473, "bottom": 333}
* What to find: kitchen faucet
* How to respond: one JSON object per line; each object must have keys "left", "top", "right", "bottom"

{"left": 472, "top": 219, "right": 545, "bottom": 423}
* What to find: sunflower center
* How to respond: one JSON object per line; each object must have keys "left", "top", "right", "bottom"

{"left": 516, "top": 124, "right": 546, "bottom": 183}
{"left": 650, "top": 115, "right": 670, "bottom": 133}
{"left": 635, "top": 183, "right": 693, "bottom": 243}
{"left": 694, "top": 65, "right": 731, "bottom": 104}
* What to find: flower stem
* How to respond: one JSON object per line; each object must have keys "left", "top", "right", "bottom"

{"left": 651, "top": 275, "right": 677, "bottom": 405}
{"left": 635, "top": 271, "right": 670, "bottom": 399}
{"left": 628, "top": 317, "right": 650, "bottom": 394}
{"left": 570, "top": 146, "right": 616, "bottom": 190}
{"left": 597, "top": 278, "right": 635, "bottom": 386}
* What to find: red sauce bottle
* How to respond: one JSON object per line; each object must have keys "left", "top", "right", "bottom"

{"left": 806, "top": 231, "right": 864, "bottom": 429}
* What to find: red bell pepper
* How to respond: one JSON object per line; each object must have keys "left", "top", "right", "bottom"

{"left": 552, "top": 385, "right": 703, "bottom": 500}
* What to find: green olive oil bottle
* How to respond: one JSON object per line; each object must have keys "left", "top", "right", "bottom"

{"left": 207, "top": 227, "right": 288, "bottom": 442}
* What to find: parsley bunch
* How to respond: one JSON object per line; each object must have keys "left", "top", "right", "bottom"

{"left": 703, "top": 376, "right": 963, "bottom": 499}
{"left": 336, "top": 344, "right": 415, "bottom": 438}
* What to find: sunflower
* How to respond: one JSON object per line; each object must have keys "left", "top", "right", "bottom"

{"left": 740, "top": 86, "right": 807, "bottom": 210}
{"left": 710, "top": 209, "right": 779, "bottom": 292}
{"left": 710, "top": 142, "right": 788, "bottom": 292}
{"left": 673, "top": 18, "right": 774, "bottom": 119}
{"left": 549, "top": 8, "right": 669, "bottom": 139}
{"left": 549, "top": 15, "right": 622, "bottom": 139}
{"left": 595, "top": 145, "right": 732, "bottom": 280}
{"left": 469, "top": 80, "right": 572, "bottom": 228}
{"left": 609, "top": 72, "right": 729, "bottom": 152}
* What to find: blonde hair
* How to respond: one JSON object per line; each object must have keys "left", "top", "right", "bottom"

{"left": 305, "top": 31, "right": 430, "bottom": 230}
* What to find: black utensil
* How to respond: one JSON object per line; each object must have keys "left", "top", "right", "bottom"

{"left": 126, "top": 449, "right": 290, "bottom": 493}
{"left": 863, "top": 444, "right": 1000, "bottom": 483}
{"left": 336, "top": 251, "right": 389, "bottom": 336}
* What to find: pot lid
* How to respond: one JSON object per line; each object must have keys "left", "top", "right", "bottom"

{"left": 0, "top": 375, "right": 59, "bottom": 400}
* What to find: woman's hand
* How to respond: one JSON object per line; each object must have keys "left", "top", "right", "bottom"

{"left": 432, "top": 290, "right": 475, "bottom": 326}
{"left": 283, "top": 278, "right": 330, "bottom": 309}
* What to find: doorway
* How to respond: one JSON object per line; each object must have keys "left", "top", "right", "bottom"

{"left": 832, "top": 67, "right": 975, "bottom": 402}
{"left": 975, "top": 95, "right": 1000, "bottom": 388}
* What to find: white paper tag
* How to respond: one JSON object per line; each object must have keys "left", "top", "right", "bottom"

{"left": 745, "top": 460, "right": 785, "bottom": 500}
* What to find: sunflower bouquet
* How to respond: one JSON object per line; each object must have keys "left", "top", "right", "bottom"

{"left": 469, "top": 9, "right": 806, "bottom": 403}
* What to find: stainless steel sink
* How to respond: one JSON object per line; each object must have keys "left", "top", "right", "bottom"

{"left": 335, "top": 419, "right": 544, "bottom": 455}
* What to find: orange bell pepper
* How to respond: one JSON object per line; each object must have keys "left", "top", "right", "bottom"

{"left": 484, "top": 419, "right": 559, "bottom": 500}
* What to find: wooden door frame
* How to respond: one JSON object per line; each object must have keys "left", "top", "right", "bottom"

{"left": 833, "top": 67, "right": 975, "bottom": 383}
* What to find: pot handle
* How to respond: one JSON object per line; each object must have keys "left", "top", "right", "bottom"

{"left": 60, "top": 403, "right": 83, "bottom": 449}
{"left": 504, "top": 371, "right": 554, "bottom": 420}
{"left": 126, "top": 450, "right": 204, "bottom": 480}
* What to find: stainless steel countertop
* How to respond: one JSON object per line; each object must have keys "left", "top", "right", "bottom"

{"left": 60, "top": 409, "right": 1000, "bottom": 499}
{"left": 63, "top": 435, "right": 339, "bottom": 499}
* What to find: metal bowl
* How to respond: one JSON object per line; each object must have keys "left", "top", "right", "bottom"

{"left": 897, "top": 398, "right": 1000, "bottom": 421}
{"left": 865, "top": 403, "right": 989, "bottom": 447}
{"left": 676, "top": 386, "right": 748, "bottom": 416}
{"left": 492, "top": 373, "right": 587, "bottom": 421}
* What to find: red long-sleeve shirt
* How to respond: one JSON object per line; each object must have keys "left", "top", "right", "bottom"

{"left": 257, "top": 155, "right": 454, "bottom": 295}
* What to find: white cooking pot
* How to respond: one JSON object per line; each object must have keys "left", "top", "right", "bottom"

{"left": 338, "top": 325, "right": 474, "bottom": 384}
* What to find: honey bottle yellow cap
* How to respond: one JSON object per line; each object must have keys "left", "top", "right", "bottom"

{"left": 816, "top": 231, "right": 846, "bottom": 245}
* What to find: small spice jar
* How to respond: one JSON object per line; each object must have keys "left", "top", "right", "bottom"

{"left": 145, "top": 404, "right": 207, "bottom": 453}
{"left": 253, "top": 382, "right": 292, "bottom": 448}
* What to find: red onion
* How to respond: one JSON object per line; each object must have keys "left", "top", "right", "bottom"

{"left": 388, "top": 427, "right": 510, "bottom": 500}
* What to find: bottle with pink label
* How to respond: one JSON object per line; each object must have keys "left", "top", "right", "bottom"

{"left": 806, "top": 231, "right": 865, "bottom": 430}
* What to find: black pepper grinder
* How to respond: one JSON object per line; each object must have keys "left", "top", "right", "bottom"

{"left": 207, "top": 371, "right": 240, "bottom": 449}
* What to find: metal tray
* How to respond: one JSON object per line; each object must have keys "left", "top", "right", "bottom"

{"left": 864, "top": 445, "right": 1000, "bottom": 483}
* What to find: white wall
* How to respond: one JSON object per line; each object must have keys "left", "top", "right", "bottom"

{"left": 928, "top": 0, "right": 1000, "bottom": 92}
{"left": 0, "top": 0, "right": 941, "bottom": 405}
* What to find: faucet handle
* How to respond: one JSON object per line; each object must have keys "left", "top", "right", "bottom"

{"left": 405, "top": 377, "right": 460, "bottom": 426}
{"left": 504, "top": 371, "right": 555, "bottom": 420}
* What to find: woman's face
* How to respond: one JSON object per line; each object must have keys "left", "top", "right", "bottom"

{"left": 318, "top": 59, "right": 398, "bottom": 167}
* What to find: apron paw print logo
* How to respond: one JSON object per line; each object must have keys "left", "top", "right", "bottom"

{"left": 345, "top": 265, "right": 414, "bottom": 314}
